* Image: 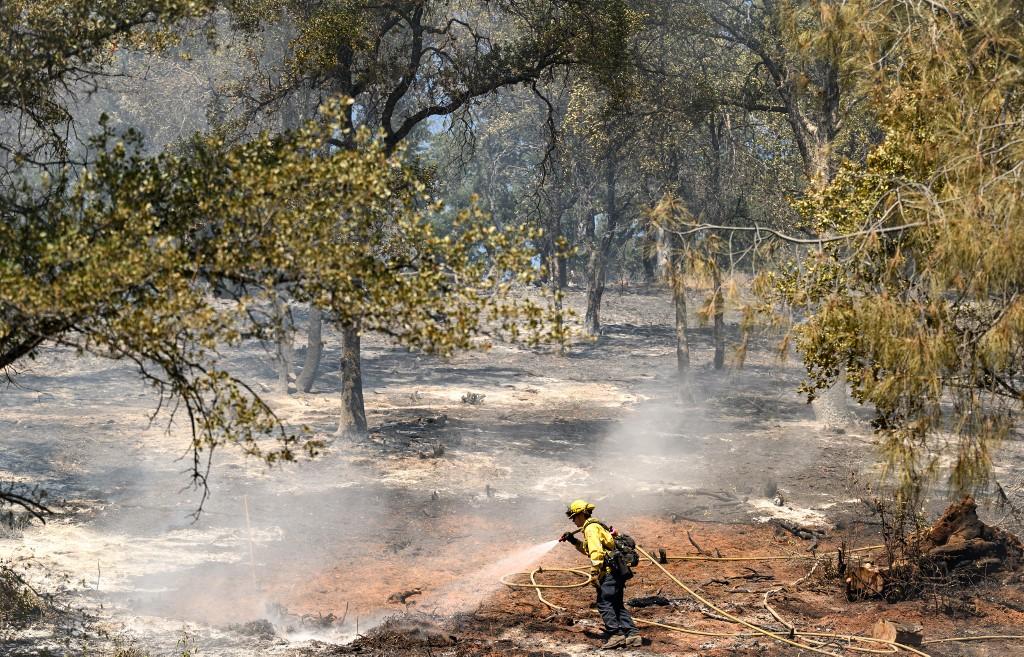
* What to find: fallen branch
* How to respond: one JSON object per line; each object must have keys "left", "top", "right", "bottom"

{"left": 987, "top": 596, "right": 1024, "bottom": 614}
{"left": 770, "top": 519, "right": 825, "bottom": 539}
{"left": 387, "top": 588, "right": 422, "bottom": 604}
{"left": 687, "top": 530, "right": 709, "bottom": 556}
{"left": 762, "top": 587, "right": 794, "bottom": 636}
{"left": 700, "top": 609, "right": 738, "bottom": 624}
{"left": 689, "top": 489, "right": 740, "bottom": 503}
{"left": 0, "top": 488, "right": 51, "bottom": 523}
{"left": 730, "top": 567, "right": 773, "bottom": 582}
{"left": 770, "top": 519, "right": 824, "bottom": 550}
{"left": 764, "top": 553, "right": 824, "bottom": 640}
{"left": 791, "top": 560, "right": 821, "bottom": 590}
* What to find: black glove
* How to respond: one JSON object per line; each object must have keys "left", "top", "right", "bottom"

{"left": 560, "top": 531, "right": 581, "bottom": 546}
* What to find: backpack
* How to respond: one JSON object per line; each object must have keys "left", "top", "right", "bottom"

{"left": 598, "top": 521, "right": 640, "bottom": 580}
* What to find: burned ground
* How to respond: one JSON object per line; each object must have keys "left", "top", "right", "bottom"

{"left": 2, "top": 288, "right": 1023, "bottom": 656}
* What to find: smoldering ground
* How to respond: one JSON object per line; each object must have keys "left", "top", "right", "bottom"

{"left": 0, "top": 316, "right": 623, "bottom": 652}
{"left": 0, "top": 289, "right": 917, "bottom": 657}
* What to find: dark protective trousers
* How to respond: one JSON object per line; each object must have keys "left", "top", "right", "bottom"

{"left": 596, "top": 572, "right": 638, "bottom": 636}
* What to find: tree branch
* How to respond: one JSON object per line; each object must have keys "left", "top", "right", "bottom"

{"left": 662, "top": 220, "right": 929, "bottom": 246}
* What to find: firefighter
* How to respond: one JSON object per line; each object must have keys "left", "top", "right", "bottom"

{"left": 560, "top": 499, "right": 641, "bottom": 649}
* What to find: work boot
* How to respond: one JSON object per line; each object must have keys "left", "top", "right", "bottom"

{"left": 600, "top": 634, "right": 627, "bottom": 650}
{"left": 624, "top": 634, "right": 643, "bottom": 647}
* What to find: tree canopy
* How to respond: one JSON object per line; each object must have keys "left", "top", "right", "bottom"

{"left": 770, "top": 0, "right": 1024, "bottom": 499}
{"left": 0, "top": 1, "right": 570, "bottom": 511}
{"left": 3, "top": 0, "right": 1023, "bottom": 515}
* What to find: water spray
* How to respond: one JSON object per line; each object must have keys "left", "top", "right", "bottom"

{"left": 422, "top": 539, "right": 561, "bottom": 616}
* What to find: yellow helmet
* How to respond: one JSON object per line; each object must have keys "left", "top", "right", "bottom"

{"left": 565, "top": 499, "right": 595, "bottom": 518}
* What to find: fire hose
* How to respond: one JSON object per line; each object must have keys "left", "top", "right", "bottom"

{"left": 502, "top": 545, "right": 1024, "bottom": 655}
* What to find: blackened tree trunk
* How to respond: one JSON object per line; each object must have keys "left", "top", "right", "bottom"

{"left": 669, "top": 243, "right": 693, "bottom": 402}
{"left": 711, "top": 264, "right": 725, "bottom": 370}
{"left": 549, "top": 246, "right": 566, "bottom": 356}
{"left": 296, "top": 306, "right": 322, "bottom": 393}
{"left": 542, "top": 215, "right": 567, "bottom": 355}
{"left": 584, "top": 157, "right": 620, "bottom": 336}
{"left": 642, "top": 247, "right": 658, "bottom": 284}
{"left": 583, "top": 245, "right": 609, "bottom": 336}
{"left": 672, "top": 259, "right": 690, "bottom": 373}
{"left": 706, "top": 115, "right": 727, "bottom": 371}
{"left": 706, "top": 15, "right": 850, "bottom": 424}
{"left": 337, "top": 321, "right": 368, "bottom": 439}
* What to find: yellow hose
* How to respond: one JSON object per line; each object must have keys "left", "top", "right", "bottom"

{"left": 664, "top": 544, "right": 886, "bottom": 562}
{"left": 502, "top": 544, "right": 1024, "bottom": 654}
{"left": 504, "top": 566, "right": 898, "bottom": 654}
{"left": 500, "top": 567, "right": 593, "bottom": 590}
{"left": 502, "top": 568, "right": 590, "bottom": 616}
{"left": 528, "top": 569, "right": 563, "bottom": 610}
{"left": 924, "top": 635, "right": 1024, "bottom": 644}
{"left": 637, "top": 546, "right": 926, "bottom": 657}
{"left": 632, "top": 616, "right": 899, "bottom": 654}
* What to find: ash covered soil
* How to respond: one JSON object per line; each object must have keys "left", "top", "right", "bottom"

{"left": 2, "top": 287, "right": 1024, "bottom": 656}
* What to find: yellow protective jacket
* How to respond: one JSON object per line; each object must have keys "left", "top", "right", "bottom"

{"left": 574, "top": 518, "right": 615, "bottom": 577}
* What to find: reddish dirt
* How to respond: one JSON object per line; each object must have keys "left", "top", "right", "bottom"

{"left": 290, "top": 515, "right": 1024, "bottom": 656}
{"left": 275, "top": 513, "right": 505, "bottom": 620}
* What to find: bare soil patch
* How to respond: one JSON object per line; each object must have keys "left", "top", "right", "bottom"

{"left": 3, "top": 287, "right": 1023, "bottom": 656}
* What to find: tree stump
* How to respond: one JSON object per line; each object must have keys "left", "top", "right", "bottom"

{"left": 916, "top": 497, "right": 1024, "bottom": 571}
{"left": 872, "top": 619, "right": 923, "bottom": 647}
